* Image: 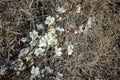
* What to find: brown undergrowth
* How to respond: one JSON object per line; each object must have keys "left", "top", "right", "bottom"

{"left": 0, "top": 0, "right": 120, "bottom": 80}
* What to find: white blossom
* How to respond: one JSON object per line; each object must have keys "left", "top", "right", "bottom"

{"left": 57, "top": 17, "right": 62, "bottom": 21}
{"left": 16, "top": 71, "right": 20, "bottom": 76}
{"left": 55, "top": 46, "right": 62, "bottom": 56}
{"left": 18, "top": 47, "right": 30, "bottom": 58}
{"left": 56, "top": 15, "right": 62, "bottom": 21}
{"left": 36, "top": 24, "right": 44, "bottom": 30}
{"left": 14, "top": 59, "right": 26, "bottom": 71}
{"left": 45, "top": 33, "right": 53, "bottom": 45}
{"left": 43, "top": 66, "right": 53, "bottom": 73}
{"left": 44, "top": 33, "right": 57, "bottom": 46}
{"left": 34, "top": 48, "right": 45, "bottom": 56}
{"left": 67, "top": 44, "right": 74, "bottom": 55}
{"left": 87, "top": 18, "right": 92, "bottom": 28}
{"left": 21, "top": 37, "right": 27, "bottom": 42}
{"left": 39, "top": 31, "right": 57, "bottom": 48}
{"left": 76, "top": 5, "right": 81, "bottom": 13}
{"left": 79, "top": 25, "right": 84, "bottom": 33}
{"left": 56, "top": 27, "right": 64, "bottom": 32}
{"left": 41, "top": 66, "right": 53, "bottom": 75}
{"left": 29, "top": 30, "right": 39, "bottom": 41}
{"left": 74, "top": 31, "right": 78, "bottom": 34}
{"left": 45, "top": 16, "right": 55, "bottom": 25}
{"left": 57, "top": 7, "right": 66, "bottom": 13}
{"left": 56, "top": 72, "right": 63, "bottom": 80}
{"left": 83, "top": 26, "right": 89, "bottom": 35}
{"left": 57, "top": 72, "right": 63, "bottom": 77}
{"left": 38, "top": 37, "right": 47, "bottom": 47}
{"left": 31, "top": 66, "right": 40, "bottom": 77}
{"left": 30, "top": 40, "right": 37, "bottom": 47}
{"left": 25, "top": 55, "right": 32, "bottom": 61}
{"left": 56, "top": 15, "right": 60, "bottom": 18}
{"left": 45, "top": 66, "right": 53, "bottom": 73}
{"left": 48, "top": 27, "right": 56, "bottom": 34}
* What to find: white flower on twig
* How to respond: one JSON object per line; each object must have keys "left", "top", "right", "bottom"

{"left": 76, "top": 4, "right": 81, "bottom": 13}
{"left": 21, "top": 37, "right": 27, "bottom": 42}
{"left": 55, "top": 46, "right": 62, "bottom": 56}
{"left": 41, "top": 66, "right": 53, "bottom": 74}
{"left": 29, "top": 30, "right": 39, "bottom": 41}
{"left": 56, "top": 72, "right": 63, "bottom": 80}
{"left": 79, "top": 24, "right": 84, "bottom": 33}
{"left": 39, "top": 37, "right": 47, "bottom": 47}
{"left": 14, "top": 59, "right": 26, "bottom": 71}
{"left": 25, "top": 55, "right": 32, "bottom": 61}
{"left": 44, "top": 33, "right": 57, "bottom": 46}
{"left": 34, "top": 48, "right": 45, "bottom": 56}
{"left": 56, "top": 15, "right": 62, "bottom": 21}
{"left": 45, "top": 66, "right": 53, "bottom": 73}
{"left": 67, "top": 44, "right": 74, "bottom": 55}
{"left": 45, "top": 16, "right": 55, "bottom": 25}
{"left": 30, "top": 40, "right": 37, "bottom": 47}
{"left": 56, "top": 27, "right": 64, "bottom": 32}
{"left": 57, "top": 7, "right": 66, "bottom": 13}
{"left": 36, "top": 24, "right": 44, "bottom": 30}
{"left": 19, "top": 47, "right": 30, "bottom": 58}
{"left": 74, "top": 31, "right": 78, "bottom": 34}
{"left": 48, "top": 27, "right": 56, "bottom": 34}
{"left": 31, "top": 66, "right": 40, "bottom": 77}
{"left": 87, "top": 18, "right": 92, "bottom": 28}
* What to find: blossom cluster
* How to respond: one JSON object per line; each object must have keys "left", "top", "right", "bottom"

{"left": 12, "top": 3, "right": 94, "bottom": 80}
{"left": 14, "top": 12, "right": 66, "bottom": 79}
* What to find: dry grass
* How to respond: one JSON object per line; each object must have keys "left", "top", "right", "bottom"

{"left": 0, "top": 0, "right": 120, "bottom": 80}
